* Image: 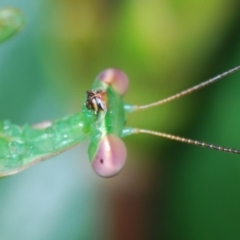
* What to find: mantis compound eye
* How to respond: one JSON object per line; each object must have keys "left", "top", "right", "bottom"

{"left": 97, "top": 68, "right": 129, "bottom": 95}
{"left": 92, "top": 134, "right": 127, "bottom": 177}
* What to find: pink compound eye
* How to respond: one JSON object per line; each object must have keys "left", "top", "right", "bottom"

{"left": 92, "top": 134, "right": 127, "bottom": 177}
{"left": 97, "top": 68, "right": 129, "bottom": 95}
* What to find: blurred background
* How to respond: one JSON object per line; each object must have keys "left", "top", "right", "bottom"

{"left": 1, "top": 0, "right": 240, "bottom": 239}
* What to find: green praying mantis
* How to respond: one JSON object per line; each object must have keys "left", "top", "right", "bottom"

{"left": 1, "top": 7, "right": 240, "bottom": 178}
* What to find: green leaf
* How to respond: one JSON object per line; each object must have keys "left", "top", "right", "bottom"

{"left": 0, "top": 7, "right": 24, "bottom": 44}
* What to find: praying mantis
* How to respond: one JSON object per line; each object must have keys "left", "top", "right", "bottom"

{"left": 1, "top": 7, "right": 240, "bottom": 178}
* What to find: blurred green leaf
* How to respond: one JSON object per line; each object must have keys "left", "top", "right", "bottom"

{"left": 0, "top": 7, "right": 24, "bottom": 44}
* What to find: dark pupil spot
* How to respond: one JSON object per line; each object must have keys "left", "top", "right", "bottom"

{"left": 100, "top": 159, "right": 104, "bottom": 164}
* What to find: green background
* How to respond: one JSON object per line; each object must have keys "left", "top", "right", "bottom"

{"left": 0, "top": 1, "right": 240, "bottom": 239}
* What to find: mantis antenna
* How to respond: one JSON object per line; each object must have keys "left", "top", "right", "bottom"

{"left": 130, "top": 65, "right": 240, "bottom": 111}
{"left": 130, "top": 129, "right": 240, "bottom": 154}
